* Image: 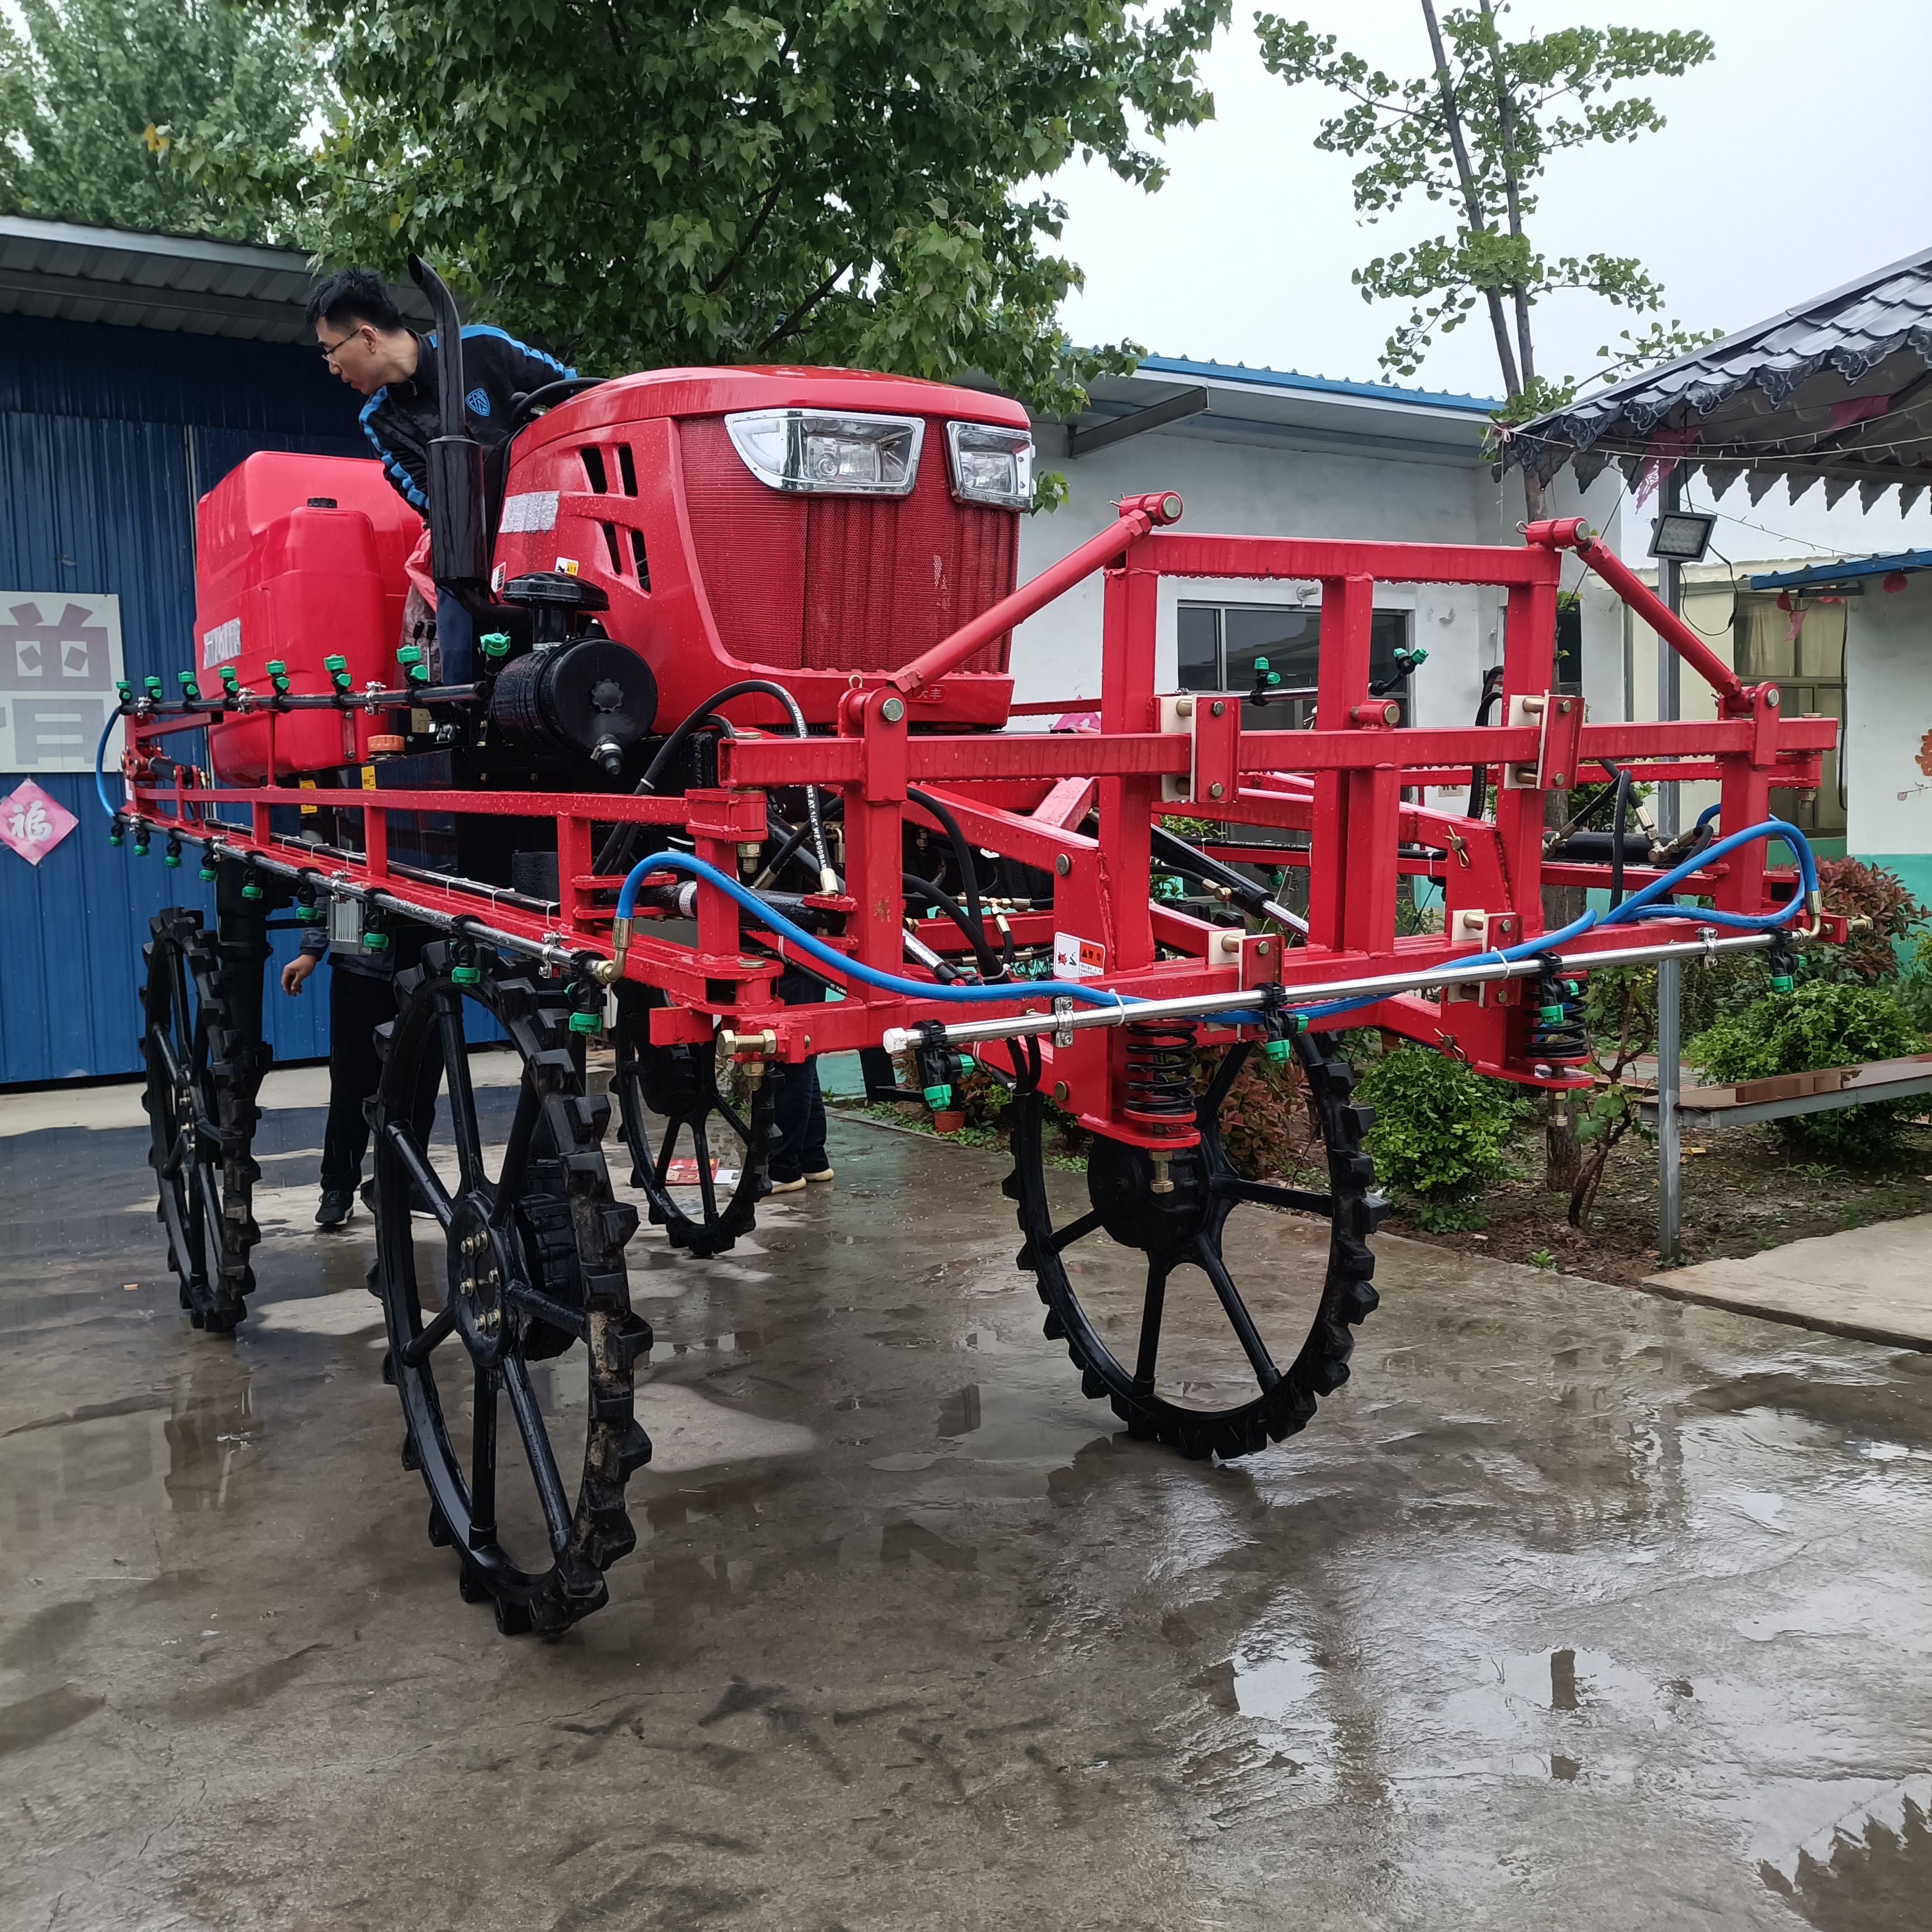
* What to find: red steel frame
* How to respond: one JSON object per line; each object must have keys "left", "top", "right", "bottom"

{"left": 121, "top": 503, "right": 1836, "bottom": 1146}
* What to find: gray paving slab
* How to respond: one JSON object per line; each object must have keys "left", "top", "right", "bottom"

{"left": 1643, "top": 1214, "right": 1932, "bottom": 1351}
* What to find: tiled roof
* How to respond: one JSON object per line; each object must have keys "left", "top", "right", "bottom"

{"left": 1508, "top": 245, "right": 1932, "bottom": 516}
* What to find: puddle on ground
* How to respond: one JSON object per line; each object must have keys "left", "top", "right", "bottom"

{"left": 641, "top": 1383, "right": 816, "bottom": 1473}
{"left": 3, "top": 1356, "right": 261, "bottom": 1525}
{"left": 247, "top": 1291, "right": 386, "bottom": 1338}
{"left": 1759, "top": 1774, "right": 1932, "bottom": 1930}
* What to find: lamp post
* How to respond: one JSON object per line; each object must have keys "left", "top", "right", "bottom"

{"left": 1651, "top": 471, "right": 1694, "bottom": 1264}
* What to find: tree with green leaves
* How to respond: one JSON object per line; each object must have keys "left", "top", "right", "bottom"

{"left": 180, "top": 0, "right": 1228, "bottom": 434}
{"left": 0, "top": 0, "right": 322, "bottom": 244}
{"left": 1256, "top": 1, "right": 1715, "bottom": 512}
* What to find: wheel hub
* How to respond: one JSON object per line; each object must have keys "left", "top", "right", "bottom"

{"left": 447, "top": 1196, "right": 510, "bottom": 1352}
{"left": 1086, "top": 1134, "right": 1211, "bottom": 1253}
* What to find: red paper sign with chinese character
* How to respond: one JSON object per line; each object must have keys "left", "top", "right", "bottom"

{"left": 0, "top": 778, "right": 79, "bottom": 864}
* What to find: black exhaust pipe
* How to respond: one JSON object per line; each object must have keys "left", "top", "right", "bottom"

{"left": 407, "top": 255, "right": 490, "bottom": 596}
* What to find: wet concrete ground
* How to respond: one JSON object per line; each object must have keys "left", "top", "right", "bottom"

{"left": 3, "top": 1087, "right": 1932, "bottom": 1931}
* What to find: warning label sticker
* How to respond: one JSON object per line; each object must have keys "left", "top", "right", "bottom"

{"left": 1053, "top": 932, "right": 1107, "bottom": 979}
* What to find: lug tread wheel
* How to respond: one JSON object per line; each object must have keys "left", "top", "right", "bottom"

{"left": 609, "top": 988, "right": 776, "bottom": 1259}
{"left": 140, "top": 908, "right": 269, "bottom": 1334}
{"left": 371, "top": 944, "right": 645, "bottom": 1637}
{"left": 1007, "top": 1030, "right": 1384, "bottom": 1462}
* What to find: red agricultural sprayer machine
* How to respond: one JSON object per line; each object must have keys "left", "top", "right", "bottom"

{"left": 106, "top": 261, "right": 1840, "bottom": 1635}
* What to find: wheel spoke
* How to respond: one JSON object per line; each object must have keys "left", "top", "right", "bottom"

{"left": 1133, "top": 1258, "right": 1169, "bottom": 1394}
{"left": 651, "top": 1116, "right": 684, "bottom": 1192}
{"left": 713, "top": 1095, "right": 751, "bottom": 1145}
{"left": 194, "top": 1161, "right": 225, "bottom": 1251}
{"left": 502, "top": 1357, "right": 574, "bottom": 1555}
{"left": 436, "top": 991, "right": 486, "bottom": 1194}
{"left": 381, "top": 1122, "right": 456, "bottom": 1230}
{"left": 505, "top": 1280, "right": 590, "bottom": 1342}
{"left": 401, "top": 1302, "right": 460, "bottom": 1366}
{"left": 1196, "top": 1040, "right": 1253, "bottom": 1124}
{"left": 470, "top": 1367, "right": 498, "bottom": 1549}
{"left": 1211, "top": 1176, "right": 1333, "bottom": 1216}
{"left": 1194, "top": 1233, "right": 1281, "bottom": 1392}
{"left": 1048, "top": 1208, "right": 1105, "bottom": 1254}
{"left": 152, "top": 1027, "right": 186, "bottom": 1090}
{"left": 693, "top": 1119, "right": 719, "bottom": 1221}
{"left": 494, "top": 1078, "right": 543, "bottom": 1219}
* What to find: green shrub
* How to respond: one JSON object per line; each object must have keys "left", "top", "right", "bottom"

{"left": 1689, "top": 980, "right": 1926, "bottom": 1162}
{"left": 1355, "top": 1045, "right": 1526, "bottom": 1229}
{"left": 1196, "top": 1044, "right": 1315, "bottom": 1181}
{"left": 1811, "top": 856, "right": 1926, "bottom": 983}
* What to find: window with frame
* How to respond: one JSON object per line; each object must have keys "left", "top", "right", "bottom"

{"left": 1176, "top": 602, "right": 1414, "bottom": 723}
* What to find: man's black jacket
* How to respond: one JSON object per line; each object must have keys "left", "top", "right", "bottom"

{"left": 359, "top": 325, "right": 575, "bottom": 512}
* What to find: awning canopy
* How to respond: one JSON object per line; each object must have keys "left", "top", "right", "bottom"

{"left": 0, "top": 214, "right": 427, "bottom": 341}
{"left": 1507, "top": 244, "right": 1932, "bottom": 517}
{"left": 1749, "top": 547, "right": 1932, "bottom": 591}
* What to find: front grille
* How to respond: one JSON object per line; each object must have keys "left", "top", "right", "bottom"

{"left": 679, "top": 416, "right": 1016, "bottom": 675}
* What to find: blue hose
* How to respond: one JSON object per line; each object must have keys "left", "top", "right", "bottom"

{"left": 616, "top": 852, "right": 1136, "bottom": 1011}
{"left": 1295, "top": 816, "right": 1816, "bottom": 1024}
{"left": 93, "top": 708, "right": 121, "bottom": 820}
{"left": 622, "top": 823, "right": 1815, "bottom": 1028}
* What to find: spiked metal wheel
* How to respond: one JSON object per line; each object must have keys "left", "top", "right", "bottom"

{"left": 1006, "top": 1029, "right": 1384, "bottom": 1461}
{"left": 610, "top": 988, "right": 775, "bottom": 1259}
{"left": 370, "top": 945, "right": 650, "bottom": 1635}
{"left": 140, "top": 908, "right": 270, "bottom": 1333}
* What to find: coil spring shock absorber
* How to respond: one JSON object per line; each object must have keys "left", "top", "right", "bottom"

{"left": 1527, "top": 952, "right": 1590, "bottom": 1077}
{"left": 1123, "top": 1020, "right": 1198, "bottom": 1194}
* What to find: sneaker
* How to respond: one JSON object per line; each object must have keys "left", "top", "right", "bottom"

{"left": 316, "top": 1187, "right": 356, "bottom": 1229}
{"left": 768, "top": 1176, "right": 807, "bottom": 1194}
{"left": 804, "top": 1167, "right": 835, "bottom": 1183}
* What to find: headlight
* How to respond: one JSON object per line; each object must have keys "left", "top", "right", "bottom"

{"left": 724, "top": 409, "right": 923, "bottom": 496}
{"left": 945, "top": 421, "right": 1033, "bottom": 509}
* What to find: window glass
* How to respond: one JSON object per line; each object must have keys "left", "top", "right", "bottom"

{"left": 1175, "top": 602, "right": 1413, "bottom": 718}
{"left": 1554, "top": 601, "right": 1582, "bottom": 694}
{"left": 1176, "top": 605, "right": 1220, "bottom": 692}
{"left": 1368, "top": 610, "right": 1412, "bottom": 718}
{"left": 1223, "top": 605, "right": 1320, "bottom": 694}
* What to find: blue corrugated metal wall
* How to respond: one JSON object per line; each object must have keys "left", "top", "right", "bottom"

{"left": 0, "top": 316, "right": 374, "bottom": 1084}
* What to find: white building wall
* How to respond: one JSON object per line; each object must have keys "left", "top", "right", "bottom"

{"left": 1845, "top": 570, "right": 1932, "bottom": 901}
{"left": 1009, "top": 422, "right": 1629, "bottom": 737}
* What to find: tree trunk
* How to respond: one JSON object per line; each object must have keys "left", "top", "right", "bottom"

{"left": 1419, "top": 0, "right": 1522, "bottom": 399}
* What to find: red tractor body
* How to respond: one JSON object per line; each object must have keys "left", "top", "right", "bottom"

{"left": 488, "top": 367, "right": 1030, "bottom": 731}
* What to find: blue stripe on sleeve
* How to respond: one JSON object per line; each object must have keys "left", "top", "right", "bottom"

{"left": 358, "top": 386, "right": 428, "bottom": 509}
{"left": 460, "top": 321, "right": 575, "bottom": 379}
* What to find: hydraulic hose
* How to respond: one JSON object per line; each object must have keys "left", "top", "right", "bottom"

{"left": 614, "top": 853, "right": 1133, "bottom": 1011}
{"left": 595, "top": 679, "right": 832, "bottom": 887}
{"left": 1466, "top": 665, "right": 1507, "bottom": 820}
{"left": 905, "top": 786, "right": 991, "bottom": 959}
{"left": 903, "top": 871, "right": 1001, "bottom": 981}
{"left": 1608, "top": 762, "right": 1632, "bottom": 909}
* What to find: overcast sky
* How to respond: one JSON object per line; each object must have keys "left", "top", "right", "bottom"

{"left": 1056, "top": 0, "right": 1932, "bottom": 402}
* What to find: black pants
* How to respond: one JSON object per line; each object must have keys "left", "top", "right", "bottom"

{"left": 321, "top": 964, "right": 400, "bottom": 1192}
{"left": 769, "top": 965, "right": 827, "bottom": 1183}
{"left": 770, "top": 1060, "right": 827, "bottom": 1184}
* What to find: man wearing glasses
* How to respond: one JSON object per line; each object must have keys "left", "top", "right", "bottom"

{"left": 305, "top": 266, "right": 574, "bottom": 681}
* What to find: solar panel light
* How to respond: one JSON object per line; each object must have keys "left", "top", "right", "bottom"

{"left": 1648, "top": 509, "right": 1715, "bottom": 562}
